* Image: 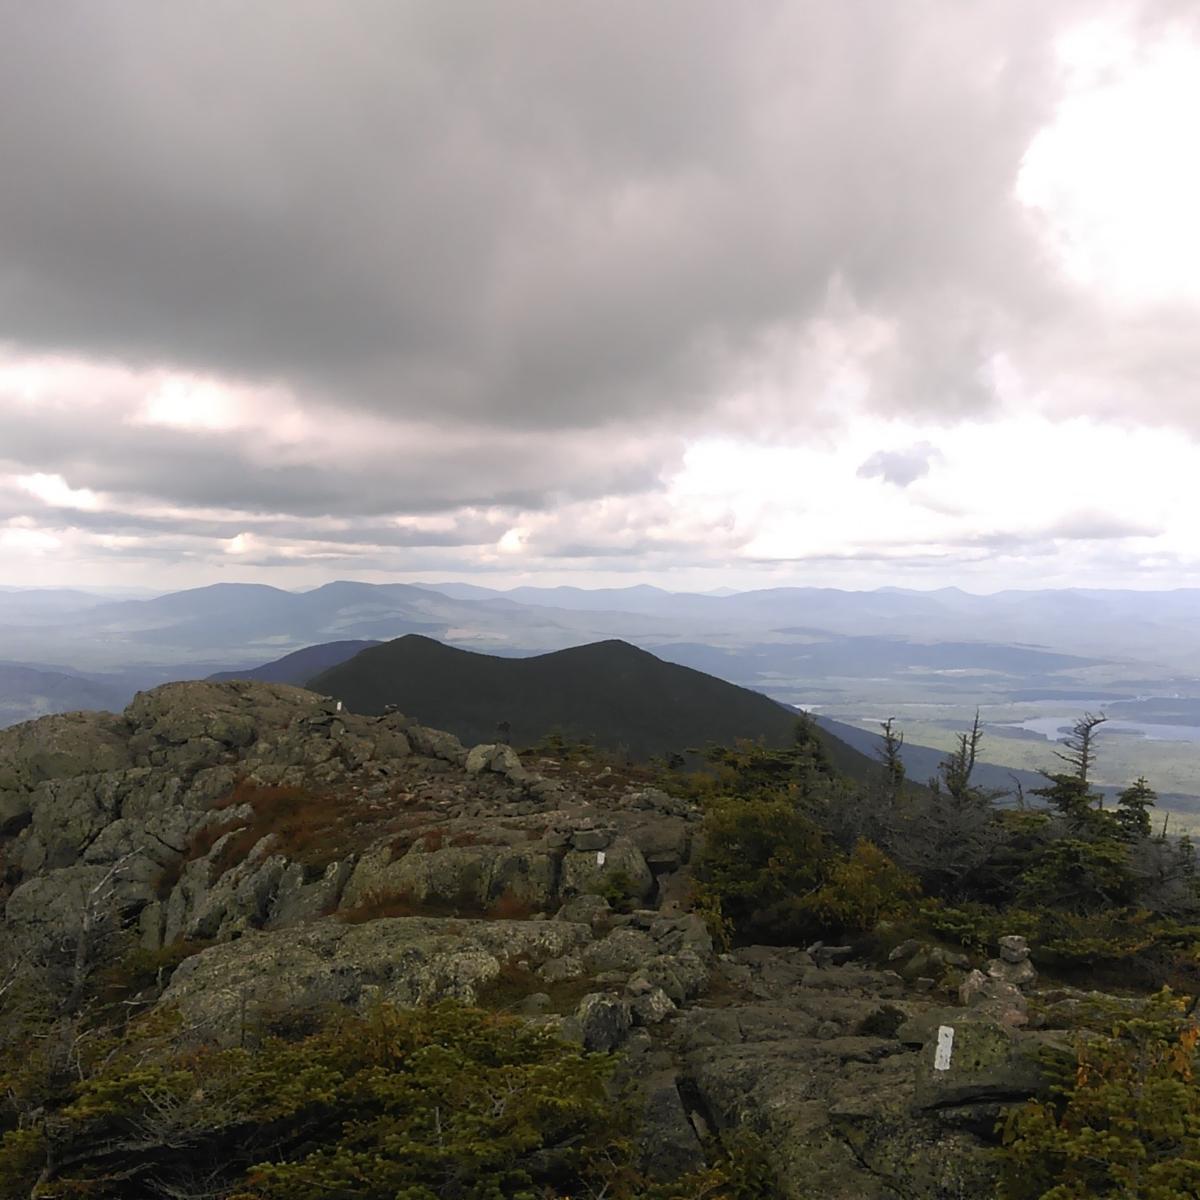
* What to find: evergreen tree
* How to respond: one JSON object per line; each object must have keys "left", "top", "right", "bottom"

{"left": 1178, "top": 834, "right": 1197, "bottom": 881}
{"left": 698, "top": 718, "right": 838, "bottom": 807}
{"left": 1116, "top": 776, "right": 1156, "bottom": 841}
{"left": 793, "top": 710, "right": 833, "bottom": 777}
{"left": 1034, "top": 712, "right": 1107, "bottom": 826}
{"left": 1054, "top": 712, "right": 1108, "bottom": 782}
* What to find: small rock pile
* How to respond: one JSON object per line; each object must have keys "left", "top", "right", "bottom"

{"left": 959, "top": 934, "right": 1038, "bottom": 1026}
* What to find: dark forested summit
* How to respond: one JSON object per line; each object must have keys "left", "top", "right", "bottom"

{"left": 308, "top": 634, "right": 870, "bottom": 769}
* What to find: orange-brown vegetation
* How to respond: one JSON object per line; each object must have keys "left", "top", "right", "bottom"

{"left": 388, "top": 823, "right": 508, "bottom": 856}
{"left": 475, "top": 958, "right": 597, "bottom": 1013}
{"left": 334, "top": 888, "right": 436, "bottom": 923}
{"left": 336, "top": 886, "right": 543, "bottom": 925}
{"left": 155, "top": 779, "right": 412, "bottom": 899}
{"left": 485, "top": 891, "right": 538, "bottom": 920}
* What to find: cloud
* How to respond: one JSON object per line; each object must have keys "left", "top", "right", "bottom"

{"left": 0, "top": 0, "right": 1096, "bottom": 435}
{"left": 1, "top": 3, "right": 1199, "bottom": 592}
{"left": 1041, "top": 510, "right": 1162, "bottom": 541}
{"left": 0, "top": 359, "right": 679, "bottom": 516}
{"left": 16, "top": 472, "right": 101, "bottom": 510}
{"left": 857, "top": 443, "right": 943, "bottom": 487}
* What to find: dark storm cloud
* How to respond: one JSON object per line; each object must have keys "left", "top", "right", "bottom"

{"left": 0, "top": 398, "right": 672, "bottom": 516}
{"left": 0, "top": 501, "right": 510, "bottom": 549}
{"left": 0, "top": 0, "right": 1086, "bottom": 433}
{"left": 7, "top": 0, "right": 1196, "bottom": 593}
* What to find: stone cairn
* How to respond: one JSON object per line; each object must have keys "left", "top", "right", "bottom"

{"left": 959, "top": 934, "right": 1037, "bottom": 1027}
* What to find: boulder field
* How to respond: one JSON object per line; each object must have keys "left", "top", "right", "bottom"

{"left": 1, "top": 680, "right": 1067, "bottom": 1197}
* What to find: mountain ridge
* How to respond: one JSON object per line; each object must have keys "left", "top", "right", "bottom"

{"left": 309, "top": 633, "right": 877, "bottom": 773}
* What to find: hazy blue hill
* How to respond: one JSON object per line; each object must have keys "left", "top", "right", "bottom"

{"left": 0, "top": 588, "right": 111, "bottom": 613}
{"left": 426, "top": 583, "right": 1099, "bottom": 646}
{"left": 207, "top": 640, "right": 380, "bottom": 684}
{"left": 6, "top": 580, "right": 1199, "bottom": 684}
{"left": 501, "top": 584, "right": 690, "bottom": 615}
{"left": 408, "top": 583, "right": 1197, "bottom": 666}
{"left": 0, "top": 663, "right": 133, "bottom": 727}
{"left": 422, "top": 581, "right": 508, "bottom": 601}
{"left": 85, "top": 582, "right": 292, "bottom": 621}
{"left": 16, "top": 581, "right": 504, "bottom": 665}
{"left": 0, "top": 588, "right": 118, "bottom": 629}
{"left": 308, "top": 634, "right": 878, "bottom": 773}
{"left": 15, "top": 580, "right": 686, "bottom": 669}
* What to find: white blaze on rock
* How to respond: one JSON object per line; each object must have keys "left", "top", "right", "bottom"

{"left": 596, "top": 850, "right": 606, "bottom": 866}
{"left": 934, "top": 1024, "right": 955, "bottom": 1071}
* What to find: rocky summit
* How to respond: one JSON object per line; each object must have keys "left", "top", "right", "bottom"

{"left": 1, "top": 681, "right": 1078, "bottom": 1197}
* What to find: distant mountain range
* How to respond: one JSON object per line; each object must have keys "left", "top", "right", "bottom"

{"left": 426, "top": 582, "right": 1200, "bottom": 663}
{"left": 0, "top": 581, "right": 686, "bottom": 670}
{"left": 5, "top": 578, "right": 1199, "bottom": 674}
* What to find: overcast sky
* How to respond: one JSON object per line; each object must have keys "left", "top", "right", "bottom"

{"left": 3, "top": 1, "right": 1200, "bottom": 593}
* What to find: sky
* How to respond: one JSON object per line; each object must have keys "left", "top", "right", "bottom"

{"left": 2, "top": 1, "right": 1200, "bottom": 594}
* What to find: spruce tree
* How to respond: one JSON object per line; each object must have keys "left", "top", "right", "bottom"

{"left": 1116, "top": 776, "right": 1156, "bottom": 841}
{"left": 1034, "top": 713, "right": 1107, "bottom": 826}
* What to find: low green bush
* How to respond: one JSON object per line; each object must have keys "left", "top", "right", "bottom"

{"left": 0, "top": 1001, "right": 771, "bottom": 1200}
{"left": 802, "top": 839, "right": 921, "bottom": 933}
{"left": 1000, "top": 991, "right": 1200, "bottom": 1199}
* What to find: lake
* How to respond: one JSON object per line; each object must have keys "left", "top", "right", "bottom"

{"left": 1006, "top": 716, "right": 1200, "bottom": 744}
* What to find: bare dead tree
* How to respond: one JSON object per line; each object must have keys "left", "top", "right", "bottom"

{"left": 1008, "top": 773, "right": 1026, "bottom": 810}
{"left": 1054, "top": 712, "right": 1108, "bottom": 783}
{"left": 937, "top": 710, "right": 990, "bottom": 803}
{"left": 62, "top": 849, "right": 144, "bottom": 1016}
{"left": 877, "top": 718, "right": 906, "bottom": 802}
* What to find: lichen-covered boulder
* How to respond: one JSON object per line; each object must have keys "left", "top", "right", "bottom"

{"left": 268, "top": 859, "right": 353, "bottom": 929}
{"left": 622, "top": 813, "right": 694, "bottom": 872}
{"left": 0, "top": 710, "right": 130, "bottom": 790}
{"left": 0, "top": 711, "right": 131, "bottom": 835}
{"left": 554, "top": 894, "right": 611, "bottom": 927}
{"left": 465, "top": 742, "right": 528, "bottom": 781}
{"left": 560, "top": 835, "right": 653, "bottom": 902}
{"left": 637, "top": 1071, "right": 706, "bottom": 1179}
{"left": 583, "top": 927, "right": 658, "bottom": 974}
{"left": 630, "top": 949, "right": 711, "bottom": 1006}
{"left": 340, "top": 841, "right": 560, "bottom": 912}
{"left": 959, "top": 968, "right": 1029, "bottom": 1026}
{"left": 628, "top": 982, "right": 676, "bottom": 1025}
{"left": 912, "top": 1016, "right": 1057, "bottom": 1109}
{"left": 406, "top": 724, "right": 468, "bottom": 765}
{"left": 573, "top": 992, "right": 632, "bottom": 1051}
{"left": 160, "top": 916, "right": 593, "bottom": 1040}
{"left": 123, "top": 680, "right": 340, "bottom": 775}
{"left": 677, "top": 1003, "right": 999, "bottom": 1199}
{"left": 5, "top": 859, "right": 157, "bottom": 932}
